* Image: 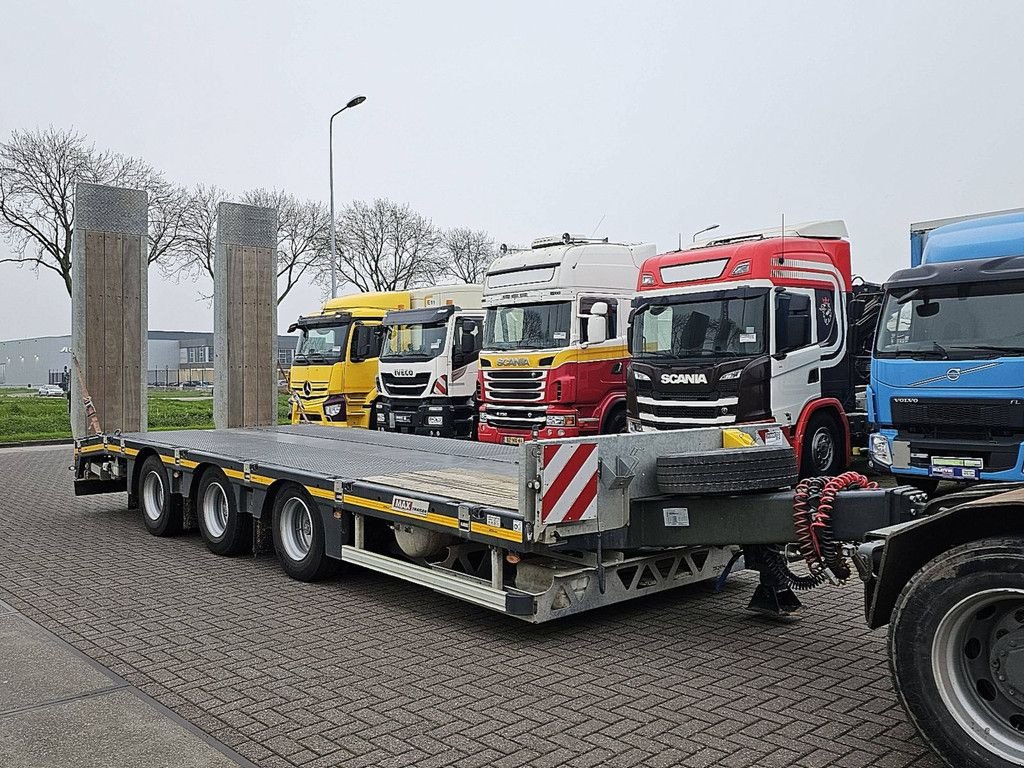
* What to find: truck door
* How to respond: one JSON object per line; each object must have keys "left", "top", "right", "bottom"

{"left": 770, "top": 289, "right": 822, "bottom": 427}
{"left": 451, "top": 317, "right": 482, "bottom": 396}
{"left": 579, "top": 295, "right": 625, "bottom": 393}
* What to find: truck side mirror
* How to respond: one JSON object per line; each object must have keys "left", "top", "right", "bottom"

{"left": 586, "top": 301, "right": 609, "bottom": 345}
{"left": 460, "top": 332, "right": 476, "bottom": 355}
{"left": 350, "top": 325, "right": 383, "bottom": 362}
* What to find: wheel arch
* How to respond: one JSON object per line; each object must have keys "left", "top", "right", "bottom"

{"left": 600, "top": 397, "right": 628, "bottom": 433}
{"left": 793, "top": 398, "right": 850, "bottom": 469}
{"left": 867, "top": 501, "right": 1024, "bottom": 629}
{"left": 130, "top": 448, "right": 163, "bottom": 499}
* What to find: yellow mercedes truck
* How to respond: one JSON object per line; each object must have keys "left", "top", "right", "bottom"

{"left": 288, "top": 291, "right": 412, "bottom": 427}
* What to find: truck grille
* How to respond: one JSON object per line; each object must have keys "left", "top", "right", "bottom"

{"left": 381, "top": 372, "right": 430, "bottom": 398}
{"left": 636, "top": 395, "right": 737, "bottom": 426}
{"left": 891, "top": 397, "right": 1024, "bottom": 433}
{"left": 483, "top": 404, "right": 547, "bottom": 430}
{"left": 483, "top": 369, "right": 547, "bottom": 403}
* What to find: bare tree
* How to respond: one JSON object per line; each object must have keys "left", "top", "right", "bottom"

{"left": 0, "top": 127, "right": 181, "bottom": 295}
{"left": 161, "top": 183, "right": 225, "bottom": 284}
{"left": 147, "top": 180, "right": 192, "bottom": 266}
{"left": 316, "top": 198, "right": 441, "bottom": 293}
{"left": 440, "top": 227, "right": 495, "bottom": 283}
{"left": 242, "top": 188, "right": 330, "bottom": 304}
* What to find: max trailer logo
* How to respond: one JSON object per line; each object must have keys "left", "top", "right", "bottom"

{"left": 660, "top": 373, "right": 708, "bottom": 385}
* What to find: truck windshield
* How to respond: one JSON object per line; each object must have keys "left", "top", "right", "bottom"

{"left": 631, "top": 293, "right": 767, "bottom": 359}
{"left": 293, "top": 324, "right": 349, "bottom": 365}
{"left": 381, "top": 322, "right": 448, "bottom": 361}
{"left": 483, "top": 301, "right": 571, "bottom": 351}
{"left": 875, "top": 282, "right": 1024, "bottom": 359}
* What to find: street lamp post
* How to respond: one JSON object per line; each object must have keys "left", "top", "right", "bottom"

{"left": 692, "top": 223, "right": 720, "bottom": 243}
{"left": 329, "top": 95, "right": 367, "bottom": 298}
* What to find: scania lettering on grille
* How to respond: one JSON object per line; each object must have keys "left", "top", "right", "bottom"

{"left": 496, "top": 357, "right": 530, "bottom": 367}
{"left": 660, "top": 373, "right": 708, "bottom": 385}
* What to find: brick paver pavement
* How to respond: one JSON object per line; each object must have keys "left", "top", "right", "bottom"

{"left": 0, "top": 446, "right": 943, "bottom": 768}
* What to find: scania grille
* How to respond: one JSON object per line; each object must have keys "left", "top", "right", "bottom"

{"left": 483, "top": 369, "right": 547, "bottom": 403}
{"left": 381, "top": 372, "right": 430, "bottom": 397}
{"left": 891, "top": 397, "right": 1024, "bottom": 433}
{"left": 636, "top": 395, "right": 737, "bottom": 425}
{"left": 483, "top": 404, "right": 548, "bottom": 430}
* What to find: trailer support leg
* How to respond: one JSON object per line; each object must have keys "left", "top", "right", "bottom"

{"left": 744, "top": 545, "right": 802, "bottom": 617}
{"left": 490, "top": 547, "right": 504, "bottom": 590}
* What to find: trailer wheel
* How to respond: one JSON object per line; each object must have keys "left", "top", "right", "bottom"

{"left": 272, "top": 485, "right": 337, "bottom": 582}
{"left": 890, "top": 537, "right": 1024, "bottom": 768}
{"left": 656, "top": 446, "right": 797, "bottom": 495}
{"left": 138, "top": 455, "right": 182, "bottom": 536}
{"left": 801, "top": 413, "right": 843, "bottom": 476}
{"left": 197, "top": 468, "right": 251, "bottom": 556}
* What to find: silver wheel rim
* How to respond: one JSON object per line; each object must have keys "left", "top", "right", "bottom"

{"left": 142, "top": 470, "right": 164, "bottom": 522}
{"left": 932, "top": 587, "right": 1024, "bottom": 764}
{"left": 202, "top": 481, "right": 230, "bottom": 539}
{"left": 279, "top": 497, "right": 314, "bottom": 562}
{"left": 810, "top": 426, "right": 835, "bottom": 472}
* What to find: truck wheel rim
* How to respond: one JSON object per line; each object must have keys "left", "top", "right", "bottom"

{"left": 932, "top": 587, "right": 1024, "bottom": 764}
{"left": 810, "top": 427, "right": 834, "bottom": 471}
{"left": 142, "top": 471, "right": 164, "bottom": 522}
{"left": 202, "top": 482, "right": 230, "bottom": 539}
{"left": 280, "top": 497, "right": 313, "bottom": 562}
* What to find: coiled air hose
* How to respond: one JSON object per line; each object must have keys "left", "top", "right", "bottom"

{"left": 766, "top": 471, "right": 878, "bottom": 591}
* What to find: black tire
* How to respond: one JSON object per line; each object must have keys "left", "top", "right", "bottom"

{"left": 603, "top": 406, "right": 627, "bottom": 434}
{"left": 890, "top": 537, "right": 1024, "bottom": 768}
{"left": 801, "top": 413, "right": 844, "bottom": 477}
{"left": 903, "top": 476, "right": 941, "bottom": 496}
{"left": 656, "top": 446, "right": 798, "bottom": 495}
{"left": 137, "top": 454, "right": 182, "bottom": 536}
{"left": 271, "top": 484, "right": 338, "bottom": 582}
{"left": 196, "top": 468, "right": 251, "bottom": 556}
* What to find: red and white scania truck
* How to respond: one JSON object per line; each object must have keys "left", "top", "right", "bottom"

{"left": 477, "top": 233, "right": 656, "bottom": 445}
{"left": 626, "top": 220, "right": 881, "bottom": 475}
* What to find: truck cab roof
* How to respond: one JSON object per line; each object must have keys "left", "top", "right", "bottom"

{"left": 637, "top": 220, "right": 852, "bottom": 294}
{"left": 920, "top": 211, "right": 1024, "bottom": 265}
{"left": 484, "top": 235, "right": 655, "bottom": 301}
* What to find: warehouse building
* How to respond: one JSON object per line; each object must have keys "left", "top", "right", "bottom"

{"left": 0, "top": 331, "right": 297, "bottom": 388}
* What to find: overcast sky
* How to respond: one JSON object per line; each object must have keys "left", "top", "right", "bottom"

{"left": 2, "top": 0, "right": 1023, "bottom": 340}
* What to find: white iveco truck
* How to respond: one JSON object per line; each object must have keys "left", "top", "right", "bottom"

{"left": 374, "top": 284, "right": 484, "bottom": 439}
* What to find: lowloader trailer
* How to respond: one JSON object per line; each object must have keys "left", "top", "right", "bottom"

{"left": 73, "top": 424, "right": 1023, "bottom": 768}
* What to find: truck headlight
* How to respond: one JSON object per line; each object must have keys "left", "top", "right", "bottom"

{"left": 324, "top": 404, "right": 343, "bottom": 417}
{"left": 546, "top": 414, "right": 576, "bottom": 427}
{"left": 869, "top": 434, "right": 892, "bottom": 466}
{"left": 720, "top": 369, "right": 742, "bottom": 381}
{"left": 479, "top": 413, "right": 488, "bottom": 423}
{"left": 628, "top": 418, "right": 644, "bottom": 433}
{"left": 632, "top": 370, "right": 651, "bottom": 382}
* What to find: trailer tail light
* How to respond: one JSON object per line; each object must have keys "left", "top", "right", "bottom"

{"left": 432, "top": 375, "right": 448, "bottom": 395}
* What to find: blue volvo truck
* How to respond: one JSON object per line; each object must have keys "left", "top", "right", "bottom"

{"left": 867, "top": 209, "right": 1024, "bottom": 491}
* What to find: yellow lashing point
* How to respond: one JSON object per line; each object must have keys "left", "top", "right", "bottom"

{"left": 722, "top": 428, "right": 757, "bottom": 449}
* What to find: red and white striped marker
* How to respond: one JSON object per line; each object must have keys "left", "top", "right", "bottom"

{"left": 540, "top": 442, "right": 598, "bottom": 523}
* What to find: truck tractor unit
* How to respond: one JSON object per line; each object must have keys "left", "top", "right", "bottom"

{"left": 627, "top": 220, "right": 882, "bottom": 476}
{"left": 477, "top": 233, "right": 657, "bottom": 445}
{"left": 868, "top": 209, "right": 1024, "bottom": 491}
{"left": 374, "top": 285, "right": 484, "bottom": 438}
{"left": 288, "top": 291, "right": 412, "bottom": 427}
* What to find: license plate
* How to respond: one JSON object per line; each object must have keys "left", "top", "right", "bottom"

{"left": 503, "top": 436, "right": 524, "bottom": 445}
{"left": 930, "top": 456, "right": 983, "bottom": 480}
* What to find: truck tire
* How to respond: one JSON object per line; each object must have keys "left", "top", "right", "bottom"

{"left": 603, "top": 406, "right": 627, "bottom": 434}
{"left": 196, "top": 468, "right": 251, "bottom": 556}
{"left": 656, "top": 446, "right": 798, "bottom": 495}
{"left": 801, "top": 412, "right": 844, "bottom": 477}
{"left": 889, "top": 537, "right": 1024, "bottom": 768}
{"left": 272, "top": 485, "right": 338, "bottom": 582}
{"left": 137, "top": 455, "right": 182, "bottom": 536}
